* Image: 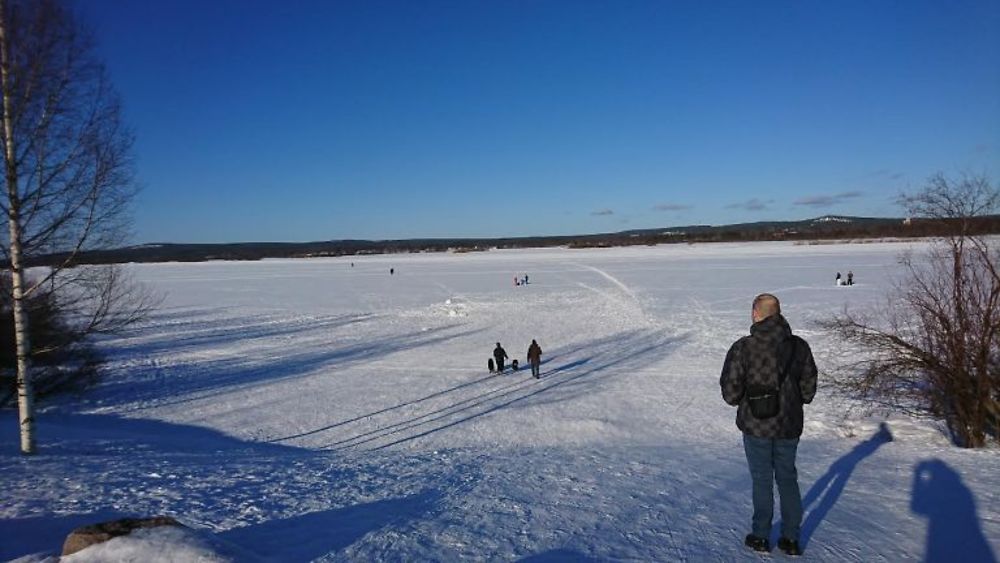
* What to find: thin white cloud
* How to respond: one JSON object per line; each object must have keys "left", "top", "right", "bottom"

{"left": 591, "top": 209, "right": 614, "bottom": 216}
{"left": 794, "top": 196, "right": 837, "bottom": 207}
{"left": 866, "top": 169, "right": 905, "bottom": 181}
{"left": 794, "top": 191, "right": 865, "bottom": 208}
{"left": 653, "top": 203, "right": 693, "bottom": 212}
{"left": 725, "top": 198, "right": 771, "bottom": 211}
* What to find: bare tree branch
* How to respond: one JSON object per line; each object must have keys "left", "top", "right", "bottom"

{"left": 0, "top": 0, "right": 150, "bottom": 453}
{"left": 831, "top": 172, "right": 1000, "bottom": 447}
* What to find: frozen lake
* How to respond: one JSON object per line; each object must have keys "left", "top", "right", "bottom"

{"left": 2, "top": 241, "right": 998, "bottom": 561}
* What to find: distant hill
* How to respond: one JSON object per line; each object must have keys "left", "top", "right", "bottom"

{"left": 618, "top": 215, "right": 901, "bottom": 237}
{"left": 34, "top": 214, "right": 1000, "bottom": 265}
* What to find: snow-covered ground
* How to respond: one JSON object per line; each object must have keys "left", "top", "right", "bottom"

{"left": 2, "top": 241, "right": 998, "bottom": 561}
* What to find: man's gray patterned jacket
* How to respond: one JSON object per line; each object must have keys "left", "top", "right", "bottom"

{"left": 720, "top": 314, "right": 818, "bottom": 439}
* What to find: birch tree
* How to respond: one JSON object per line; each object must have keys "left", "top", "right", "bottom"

{"left": 0, "top": 0, "right": 146, "bottom": 454}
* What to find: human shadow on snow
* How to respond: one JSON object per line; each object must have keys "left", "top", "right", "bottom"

{"left": 481, "top": 328, "right": 691, "bottom": 413}
{"left": 911, "top": 459, "right": 996, "bottom": 563}
{"left": 319, "top": 328, "right": 689, "bottom": 451}
{"left": 270, "top": 345, "right": 592, "bottom": 444}
{"left": 101, "top": 324, "right": 483, "bottom": 412}
{"left": 217, "top": 489, "right": 442, "bottom": 562}
{"left": 796, "top": 423, "right": 892, "bottom": 547}
{"left": 270, "top": 371, "right": 501, "bottom": 443}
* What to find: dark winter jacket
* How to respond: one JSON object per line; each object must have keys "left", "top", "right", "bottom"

{"left": 527, "top": 342, "right": 542, "bottom": 364}
{"left": 494, "top": 346, "right": 508, "bottom": 363}
{"left": 720, "top": 314, "right": 818, "bottom": 439}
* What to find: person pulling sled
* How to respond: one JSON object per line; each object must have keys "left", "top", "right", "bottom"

{"left": 493, "top": 342, "right": 508, "bottom": 374}
{"left": 527, "top": 339, "right": 543, "bottom": 378}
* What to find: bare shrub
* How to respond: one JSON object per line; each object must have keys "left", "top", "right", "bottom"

{"left": 0, "top": 266, "right": 157, "bottom": 406}
{"left": 826, "top": 172, "right": 999, "bottom": 447}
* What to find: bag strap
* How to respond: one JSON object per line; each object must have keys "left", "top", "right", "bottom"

{"left": 776, "top": 337, "right": 798, "bottom": 389}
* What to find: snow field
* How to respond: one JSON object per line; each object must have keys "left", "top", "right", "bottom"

{"left": 2, "top": 241, "right": 998, "bottom": 561}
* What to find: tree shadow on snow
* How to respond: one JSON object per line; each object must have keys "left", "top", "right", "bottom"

{"left": 217, "top": 489, "right": 441, "bottom": 562}
{"left": 104, "top": 309, "right": 376, "bottom": 360}
{"left": 0, "top": 411, "right": 306, "bottom": 457}
{"left": 270, "top": 371, "right": 501, "bottom": 443}
{"left": 318, "top": 328, "right": 689, "bottom": 451}
{"left": 911, "top": 459, "right": 997, "bottom": 563}
{"left": 101, "top": 324, "right": 483, "bottom": 412}
{"left": 0, "top": 509, "right": 129, "bottom": 561}
{"left": 796, "top": 423, "right": 892, "bottom": 547}
{"left": 518, "top": 548, "right": 604, "bottom": 562}
{"left": 271, "top": 345, "right": 611, "bottom": 444}
{"left": 503, "top": 329, "right": 690, "bottom": 410}
{"left": 0, "top": 412, "right": 311, "bottom": 560}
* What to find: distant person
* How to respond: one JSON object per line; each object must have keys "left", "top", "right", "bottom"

{"left": 721, "top": 293, "right": 818, "bottom": 556}
{"left": 835, "top": 272, "right": 842, "bottom": 286}
{"left": 523, "top": 274, "right": 529, "bottom": 285}
{"left": 488, "top": 358, "right": 495, "bottom": 374}
{"left": 847, "top": 270, "right": 854, "bottom": 286}
{"left": 350, "top": 262, "right": 354, "bottom": 267}
{"left": 390, "top": 268, "right": 394, "bottom": 275}
{"left": 493, "top": 342, "right": 509, "bottom": 374}
{"left": 514, "top": 275, "right": 520, "bottom": 287}
{"left": 527, "top": 339, "right": 543, "bottom": 378}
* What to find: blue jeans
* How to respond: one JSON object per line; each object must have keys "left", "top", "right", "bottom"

{"left": 743, "top": 434, "right": 803, "bottom": 541}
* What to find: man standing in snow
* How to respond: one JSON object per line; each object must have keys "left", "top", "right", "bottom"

{"left": 493, "top": 342, "right": 509, "bottom": 374}
{"left": 720, "top": 293, "right": 817, "bottom": 556}
{"left": 527, "top": 339, "right": 543, "bottom": 378}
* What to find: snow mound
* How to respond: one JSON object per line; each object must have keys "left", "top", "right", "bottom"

{"left": 59, "top": 525, "right": 259, "bottom": 563}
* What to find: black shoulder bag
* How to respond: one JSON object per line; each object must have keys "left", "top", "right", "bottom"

{"left": 746, "top": 338, "right": 797, "bottom": 419}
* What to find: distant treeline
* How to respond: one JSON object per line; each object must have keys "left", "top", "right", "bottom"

{"left": 30, "top": 215, "right": 1000, "bottom": 266}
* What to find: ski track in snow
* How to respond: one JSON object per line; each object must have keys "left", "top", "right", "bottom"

{"left": 2, "top": 241, "right": 998, "bottom": 562}
{"left": 572, "top": 263, "right": 640, "bottom": 303}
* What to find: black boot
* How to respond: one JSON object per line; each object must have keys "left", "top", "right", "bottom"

{"left": 744, "top": 534, "right": 769, "bottom": 552}
{"left": 778, "top": 537, "right": 802, "bottom": 556}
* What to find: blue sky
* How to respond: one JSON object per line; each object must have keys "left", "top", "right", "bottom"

{"left": 82, "top": 0, "right": 999, "bottom": 243}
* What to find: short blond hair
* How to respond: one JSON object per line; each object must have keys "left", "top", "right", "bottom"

{"left": 753, "top": 293, "right": 781, "bottom": 319}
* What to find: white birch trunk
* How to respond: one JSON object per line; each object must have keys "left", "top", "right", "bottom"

{"left": 0, "top": 0, "right": 35, "bottom": 455}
